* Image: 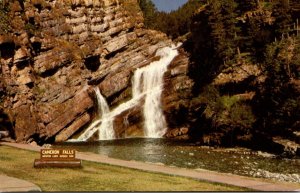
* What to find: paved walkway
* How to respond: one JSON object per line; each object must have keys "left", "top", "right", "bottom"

{"left": 0, "top": 174, "right": 41, "bottom": 192}
{"left": 1, "top": 142, "right": 300, "bottom": 191}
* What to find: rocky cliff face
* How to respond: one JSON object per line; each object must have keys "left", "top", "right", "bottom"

{"left": 0, "top": 0, "right": 193, "bottom": 144}
{"left": 185, "top": 5, "right": 300, "bottom": 156}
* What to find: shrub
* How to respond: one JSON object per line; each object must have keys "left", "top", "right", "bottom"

{"left": 0, "top": 5, "right": 11, "bottom": 34}
{"left": 194, "top": 85, "right": 256, "bottom": 133}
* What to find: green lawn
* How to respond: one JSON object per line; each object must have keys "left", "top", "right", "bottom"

{"left": 0, "top": 145, "right": 248, "bottom": 191}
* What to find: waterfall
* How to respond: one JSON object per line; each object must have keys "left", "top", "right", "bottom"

{"left": 133, "top": 46, "right": 179, "bottom": 137}
{"left": 76, "top": 87, "right": 115, "bottom": 141}
{"left": 94, "top": 87, "right": 115, "bottom": 140}
{"left": 73, "top": 44, "right": 179, "bottom": 141}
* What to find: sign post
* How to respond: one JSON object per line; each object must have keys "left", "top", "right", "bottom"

{"left": 34, "top": 149, "right": 82, "bottom": 168}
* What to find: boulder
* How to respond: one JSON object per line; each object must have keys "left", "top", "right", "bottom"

{"left": 272, "top": 137, "right": 300, "bottom": 157}
{"left": 0, "top": 131, "right": 9, "bottom": 139}
{"left": 13, "top": 104, "right": 39, "bottom": 142}
{"left": 165, "top": 127, "right": 189, "bottom": 139}
{"left": 14, "top": 48, "right": 29, "bottom": 63}
{"left": 40, "top": 90, "right": 93, "bottom": 140}
{"left": 104, "top": 34, "right": 128, "bottom": 53}
{"left": 55, "top": 113, "right": 91, "bottom": 142}
{"left": 113, "top": 105, "right": 144, "bottom": 138}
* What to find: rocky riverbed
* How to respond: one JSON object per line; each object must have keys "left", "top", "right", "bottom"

{"left": 54, "top": 138, "right": 300, "bottom": 184}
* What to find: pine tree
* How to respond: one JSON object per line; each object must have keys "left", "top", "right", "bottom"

{"left": 138, "top": 0, "right": 158, "bottom": 28}
{"left": 205, "top": 0, "right": 240, "bottom": 64}
{"left": 272, "top": 0, "right": 292, "bottom": 37}
{"left": 207, "top": 0, "right": 226, "bottom": 60}
{"left": 236, "top": 0, "right": 258, "bottom": 13}
{"left": 255, "top": 37, "right": 300, "bottom": 134}
{"left": 222, "top": 0, "right": 240, "bottom": 63}
{"left": 138, "top": 0, "right": 204, "bottom": 39}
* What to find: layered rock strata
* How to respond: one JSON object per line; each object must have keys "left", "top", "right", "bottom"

{"left": 0, "top": 0, "right": 193, "bottom": 143}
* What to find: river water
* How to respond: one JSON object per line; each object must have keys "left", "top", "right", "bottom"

{"left": 54, "top": 138, "right": 300, "bottom": 183}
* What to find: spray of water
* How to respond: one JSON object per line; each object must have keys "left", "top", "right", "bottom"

{"left": 73, "top": 44, "right": 179, "bottom": 141}
{"left": 133, "top": 45, "right": 179, "bottom": 137}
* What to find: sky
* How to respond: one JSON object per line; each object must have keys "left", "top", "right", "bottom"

{"left": 151, "top": 0, "right": 189, "bottom": 13}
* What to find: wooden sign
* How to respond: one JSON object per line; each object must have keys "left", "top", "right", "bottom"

{"left": 40, "top": 149, "right": 76, "bottom": 160}
{"left": 34, "top": 149, "right": 82, "bottom": 168}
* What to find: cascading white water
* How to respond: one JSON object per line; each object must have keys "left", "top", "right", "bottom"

{"left": 76, "top": 87, "right": 115, "bottom": 141}
{"left": 95, "top": 87, "right": 115, "bottom": 140}
{"left": 133, "top": 46, "right": 179, "bottom": 137}
{"left": 73, "top": 44, "right": 179, "bottom": 141}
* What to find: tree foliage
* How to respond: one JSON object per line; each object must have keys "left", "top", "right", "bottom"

{"left": 138, "top": 0, "right": 158, "bottom": 28}
{"left": 139, "top": 0, "right": 204, "bottom": 39}
{"left": 185, "top": 0, "right": 300, "bottom": 145}
{"left": 142, "top": 0, "right": 300, "bottom": 145}
{"left": 254, "top": 37, "right": 300, "bottom": 134}
{"left": 272, "top": 0, "right": 293, "bottom": 37}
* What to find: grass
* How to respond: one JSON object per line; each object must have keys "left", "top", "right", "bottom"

{"left": 0, "top": 145, "right": 249, "bottom": 191}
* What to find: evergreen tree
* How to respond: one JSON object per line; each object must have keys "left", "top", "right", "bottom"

{"left": 204, "top": 0, "right": 239, "bottom": 65}
{"left": 207, "top": 0, "right": 225, "bottom": 57}
{"left": 236, "top": 0, "right": 258, "bottom": 13}
{"left": 222, "top": 0, "right": 240, "bottom": 63}
{"left": 255, "top": 37, "right": 300, "bottom": 134}
{"left": 139, "top": 0, "right": 204, "bottom": 39}
{"left": 138, "top": 0, "right": 158, "bottom": 28}
{"left": 272, "top": 0, "right": 293, "bottom": 37}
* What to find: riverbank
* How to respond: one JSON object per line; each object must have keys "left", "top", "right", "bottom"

{"left": 0, "top": 144, "right": 246, "bottom": 191}
{"left": 1, "top": 142, "right": 300, "bottom": 191}
{"left": 55, "top": 138, "right": 300, "bottom": 183}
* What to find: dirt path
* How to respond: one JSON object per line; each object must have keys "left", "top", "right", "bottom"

{"left": 1, "top": 142, "right": 300, "bottom": 191}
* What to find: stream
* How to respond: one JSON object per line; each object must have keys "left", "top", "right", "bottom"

{"left": 54, "top": 138, "right": 300, "bottom": 183}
